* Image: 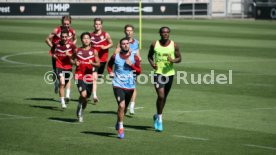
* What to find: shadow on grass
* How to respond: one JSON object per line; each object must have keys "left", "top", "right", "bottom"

{"left": 25, "top": 97, "right": 58, "bottom": 102}
{"left": 29, "top": 105, "right": 63, "bottom": 111}
{"left": 48, "top": 117, "right": 77, "bottom": 123}
{"left": 81, "top": 131, "right": 116, "bottom": 138}
{"left": 125, "top": 115, "right": 134, "bottom": 118}
{"left": 90, "top": 110, "right": 117, "bottom": 115}
{"left": 70, "top": 99, "right": 79, "bottom": 102}
{"left": 25, "top": 97, "right": 78, "bottom": 103}
{"left": 124, "top": 124, "right": 153, "bottom": 131}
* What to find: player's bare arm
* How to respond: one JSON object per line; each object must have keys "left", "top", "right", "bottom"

{"left": 69, "top": 50, "right": 77, "bottom": 65}
{"left": 72, "top": 29, "right": 77, "bottom": 45}
{"left": 102, "top": 32, "right": 113, "bottom": 50}
{"left": 136, "top": 49, "right": 142, "bottom": 61}
{"left": 107, "top": 54, "right": 115, "bottom": 78}
{"left": 90, "top": 50, "right": 100, "bottom": 67}
{"left": 136, "top": 40, "right": 141, "bottom": 61}
{"left": 169, "top": 42, "right": 181, "bottom": 63}
{"left": 45, "top": 28, "right": 57, "bottom": 48}
{"left": 148, "top": 41, "right": 157, "bottom": 70}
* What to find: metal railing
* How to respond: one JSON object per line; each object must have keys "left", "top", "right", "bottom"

{"left": 177, "top": 1, "right": 210, "bottom": 18}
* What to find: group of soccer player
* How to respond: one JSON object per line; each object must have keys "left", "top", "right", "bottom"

{"left": 45, "top": 15, "right": 181, "bottom": 139}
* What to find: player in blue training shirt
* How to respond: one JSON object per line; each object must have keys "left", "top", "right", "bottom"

{"left": 107, "top": 37, "right": 141, "bottom": 139}
{"left": 114, "top": 24, "right": 141, "bottom": 115}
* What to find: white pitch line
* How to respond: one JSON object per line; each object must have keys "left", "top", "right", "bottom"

{"left": 140, "top": 59, "right": 276, "bottom": 64}
{"left": 243, "top": 144, "right": 276, "bottom": 151}
{"left": 0, "top": 117, "right": 32, "bottom": 120}
{"left": 169, "top": 107, "right": 276, "bottom": 113}
{"left": 127, "top": 107, "right": 144, "bottom": 110}
{"left": 107, "top": 127, "right": 141, "bottom": 132}
{"left": 0, "top": 65, "right": 43, "bottom": 68}
{"left": 0, "top": 113, "right": 33, "bottom": 119}
{"left": 247, "top": 83, "right": 274, "bottom": 87}
{"left": 134, "top": 107, "right": 144, "bottom": 110}
{"left": 170, "top": 110, "right": 216, "bottom": 113}
{"left": 172, "top": 135, "right": 209, "bottom": 141}
{"left": 49, "top": 120, "right": 79, "bottom": 124}
{"left": 0, "top": 51, "right": 50, "bottom": 67}
{"left": 183, "top": 59, "right": 276, "bottom": 64}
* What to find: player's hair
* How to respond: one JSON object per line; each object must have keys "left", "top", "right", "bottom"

{"left": 80, "top": 32, "right": 91, "bottom": 40}
{"left": 94, "top": 18, "right": 103, "bottom": 24}
{"left": 159, "top": 26, "right": 171, "bottom": 33}
{"left": 61, "top": 28, "right": 69, "bottom": 35}
{"left": 124, "top": 24, "right": 134, "bottom": 31}
{"left": 120, "top": 37, "right": 129, "bottom": 45}
{"left": 61, "top": 15, "right": 72, "bottom": 24}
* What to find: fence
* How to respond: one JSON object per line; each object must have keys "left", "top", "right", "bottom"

{"left": 0, "top": 0, "right": 274, "bottom": 19}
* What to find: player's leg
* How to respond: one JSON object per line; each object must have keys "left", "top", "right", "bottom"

{"left": 163, "top": 76, "right": 174, "bottom": 108}
{"left": 76, "top": 80, "right": 88, "bottom": 122}
{"left": 92, "top": 71, "right": 99, "bottom": 104}
{"left": 154, "top": 87, "right": 165, "bottom": 132}
{"left": 97, "top": 62, "right": 106, "bottom": 78}
{"left": 52, "top": 57, "right": 59, "bottom": 94}
{"left": 125, "top": 89, "right": 134, "bottom": 115}
{"left": 58, "top": 69, "right": 66, "bottom": 109}
{"left": 129, "top": 88, "right": 136, "bottom": 115}
{"left": 153, "top": 74, "right": 166, "bottom": 131}
{"left": 64, "top": 70, "right": 72, "bottom": 104}
{"left": 113, "top": 87, "right": 126, "bottom": 139}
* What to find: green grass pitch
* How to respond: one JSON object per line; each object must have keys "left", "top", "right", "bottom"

{"left": 0, "top": 18, "right": 275, "bottom": 154}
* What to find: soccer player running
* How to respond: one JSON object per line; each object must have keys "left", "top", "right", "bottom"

{"left": 114, "top": 24, "right": 141, "bottom": 115}
{"left": 71, "top": 32, "right": 100, "bottom": 122}
{"left": 52, "top": 29, "right": 76, "bottom": 109}
{"left": 148, "top": 26, "right": 181, "bottom": 132}
{"left": 90, "top": 18, "right": 113, "bottom": 104}
{"left": 45, "top": 15, "right": 77, "bottom": 103}
{"left": 107, "top": 38, "right": 141, "bottom": 139}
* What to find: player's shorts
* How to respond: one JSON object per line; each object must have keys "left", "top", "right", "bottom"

{"left": 113, "top": 87, "right": 134, "bottom": 105}
{"left": 94, "top": 62, "right": 107, "bottom": 75}
{"left": 56, "top": 68, "right": 73, "bottom": 83}
{"left": 51, "top": 57, "right": 56, "bottom": 71}
{"left": 153, "top": 74, "right": 174, "bottom": 89}
{"left": 76, "top": 80, "right": 93, "bottom": 98}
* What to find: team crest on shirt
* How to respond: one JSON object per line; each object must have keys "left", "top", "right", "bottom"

{"left": 66, "top": 44, "right": 70, "bottom": 49}
{"left": 78, "top": 51, "right": 83, "bottom": 55}
{"left": 100, "top": 35, "right": 104, "bottom": 40}
{"left": 89, "top": 51, "right": 93, "bottom": 56}
{"left": 91, "top": 37, "right": 95, "bottom": 40}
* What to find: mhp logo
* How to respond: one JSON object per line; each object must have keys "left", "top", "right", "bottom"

{"left": 46, "top": 4, "right": 70, "bottom": 12}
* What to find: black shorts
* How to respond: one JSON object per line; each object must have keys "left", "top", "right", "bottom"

{"left": 95, "top": 62, "right": 107, "bottom": 75}
{"left": 56, "top": 68, "right": 73, "bottom": 82}
{"left": 76, "top": 80, "right": 93, "bottom": 98}
{"left": 51, "top": 57, "right": 56, "bottom": 71}
{"left": 113, "top": 87, "right": 134, "bottom": 105}
{"left": 153, "top": 74, "right": 174, "bottom": 89}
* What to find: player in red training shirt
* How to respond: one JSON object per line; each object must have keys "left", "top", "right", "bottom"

{"left": 90, "top": 18, "right": 113, "bottom": 104}
{"left": 45, "top": 15, "right": 77, "bottom": 101}
{"left": 52, "top": 29, "right": 76, "bottom": 109}
{"left": 71, "top": 32, "right": 100, "bottom": 122}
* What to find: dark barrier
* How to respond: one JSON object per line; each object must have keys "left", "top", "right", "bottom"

{"left": 0, "top": 3, "right": 177, "bottom": 16}
{"left": 255, "top": 6, "right": 276, "bottom": 19}
{"left": 253, "top": 2, "right": 276, "bottom": 19}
